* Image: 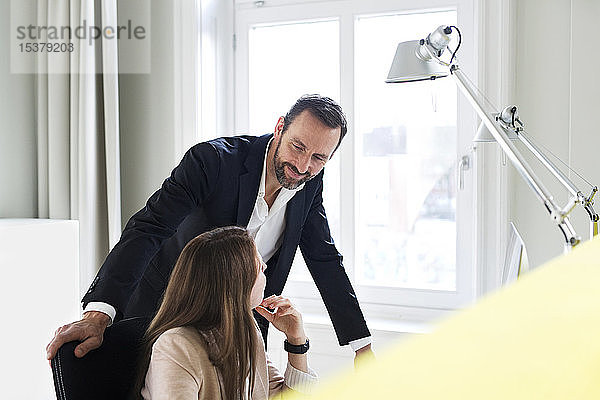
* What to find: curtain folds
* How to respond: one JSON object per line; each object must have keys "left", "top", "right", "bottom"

{"left": 36, "top": 0, "right": 121, "bottom": 297}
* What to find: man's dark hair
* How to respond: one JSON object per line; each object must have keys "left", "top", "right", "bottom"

{"left": 282, "top": 94, "right": 348, "bottom": 152}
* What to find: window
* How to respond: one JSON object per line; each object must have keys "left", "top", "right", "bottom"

{"left": 246, "top": 18, "right": 342, "bottom": 282}
{"left": 354, "top": 11, "right": 458, "bottom": 291}
{"left": 235, "top": 0, "right": 477, "bottom": 318}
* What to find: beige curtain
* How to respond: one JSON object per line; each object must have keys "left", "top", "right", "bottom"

{"left": 36, "top": 0, "right": 121, "bottom": 297}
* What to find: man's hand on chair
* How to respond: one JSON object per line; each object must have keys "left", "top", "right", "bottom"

{"left": 46, "top": 311, "right": 111, "bottom": 360}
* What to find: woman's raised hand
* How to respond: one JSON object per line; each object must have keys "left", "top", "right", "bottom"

{"left": 255, "top": 295, "right": 306, "bottom": 344}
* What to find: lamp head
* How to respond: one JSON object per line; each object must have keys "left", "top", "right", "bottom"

{"left": 385, "top": 40, "right": 449, "bottom": 83}
{"left": 386, "top": 25, "right": 453, "bottom": 83}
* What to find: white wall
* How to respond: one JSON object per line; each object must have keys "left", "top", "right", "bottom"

{"left": 0, "top": 0, "right": 37, "bottom": 218}
{"left": 569, "top": 0, "right": 600, "bottom": 241}
{"left": 510, "top": 0, "right": 600, "bottom": 268}
{"left": 118, "top": 0, "right": 179, "bottom": 225}
{"left": 118, "top": 0, "right": 235, "bottom": 224}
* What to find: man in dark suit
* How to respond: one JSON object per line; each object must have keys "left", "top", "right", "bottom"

{"left": 47, "top": 94, "right": 372, "bottom": 362}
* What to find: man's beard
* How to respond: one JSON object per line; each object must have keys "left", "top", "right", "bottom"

{"left": 273, "top": 139, "right": 314, "bottom": 190}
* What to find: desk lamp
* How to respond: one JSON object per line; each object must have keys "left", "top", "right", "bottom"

{"left": 386, "top": 26, "right": 598, "bottom": 250}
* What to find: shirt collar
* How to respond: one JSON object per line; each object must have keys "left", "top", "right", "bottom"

{"left": 258, "top": 137, "right": 305, "bottom": 199}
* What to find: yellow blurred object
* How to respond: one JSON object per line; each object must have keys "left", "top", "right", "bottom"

{"left": 287, "top": 236, "right": 600, "bottom": 399}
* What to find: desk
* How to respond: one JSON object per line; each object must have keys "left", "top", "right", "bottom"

{"left": 292, "top": 236, "right": 600, "bottom": 399}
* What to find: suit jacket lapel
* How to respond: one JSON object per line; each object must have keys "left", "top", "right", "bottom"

{"left": 237, "top": 134, "right": 273, "bottom": 227}
{"left": 281, "top": 189, "right": 305, "bottom": 252}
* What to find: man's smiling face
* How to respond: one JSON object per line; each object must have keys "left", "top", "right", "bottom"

{"left": 272, "top": 110, "right": 341, "bottom": 190}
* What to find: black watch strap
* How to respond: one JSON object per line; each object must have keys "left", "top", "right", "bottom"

{"left": 284, "top": 338, "right": 310, "bottom": 354}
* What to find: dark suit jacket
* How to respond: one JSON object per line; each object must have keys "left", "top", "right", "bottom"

{"left": 82, "top": 134, "right": 370, "bottom": 345}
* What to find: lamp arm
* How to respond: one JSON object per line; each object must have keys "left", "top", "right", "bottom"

{"left": 515, "top": 130, "right": 600, "bottom": 238}
{"left": 493, "top": 104, "right": 599, "bottom": 238}
{"left": 514, "top": 130, "right": 579, "bottom": 196}
{"left": 583, "top": 187, "right": 600, "bottom": 238}
{"left": 449, "top": 65, "right": 581, "bottom": 249}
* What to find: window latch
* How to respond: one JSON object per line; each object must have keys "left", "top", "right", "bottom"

{"left": 458, "top": 154, "right": 471, "bottom": 190}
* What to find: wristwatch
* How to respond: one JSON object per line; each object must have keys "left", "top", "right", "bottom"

{"left": 284, "top": 338, "right": 310, "bottom": 354}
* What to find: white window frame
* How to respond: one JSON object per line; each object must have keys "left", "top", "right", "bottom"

{"left": 235, "top": 0, "right": 479, "bottom": 321}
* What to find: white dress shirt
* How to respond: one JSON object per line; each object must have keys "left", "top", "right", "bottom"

{"left": 85, "top": 139, "right": 371, "bottom": 350}
{"left": 246, "top": 139, "right": 305, "bottom": 263}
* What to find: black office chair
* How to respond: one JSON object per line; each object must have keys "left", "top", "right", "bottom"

{"left": 51, "top": 317, "right": 151, "bottom": 400}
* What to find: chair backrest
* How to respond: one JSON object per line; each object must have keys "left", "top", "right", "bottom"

{"left": 51, "top": 317, "right": 151, "bottom": 400}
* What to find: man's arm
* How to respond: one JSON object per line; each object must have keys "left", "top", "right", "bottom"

{"left": 298, "top": 176, "right": 371, "bottom": 353}
{"left": 47, "top": 142, "right": 221, "bottom": 360}
{"left": 82, "top": 142, "right": 221, "bottom": 313}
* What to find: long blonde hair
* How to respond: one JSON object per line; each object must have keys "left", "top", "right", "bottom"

{"left": 136, "top": 226, "right": 259, "bottom": 399}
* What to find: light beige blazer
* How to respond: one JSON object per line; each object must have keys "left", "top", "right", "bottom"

{"left": 141, "top": 326, "right": 290, "bottom": 400}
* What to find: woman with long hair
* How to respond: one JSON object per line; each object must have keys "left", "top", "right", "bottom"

{"left": 136, "top": 226, "right": 317, "bottom": 399}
